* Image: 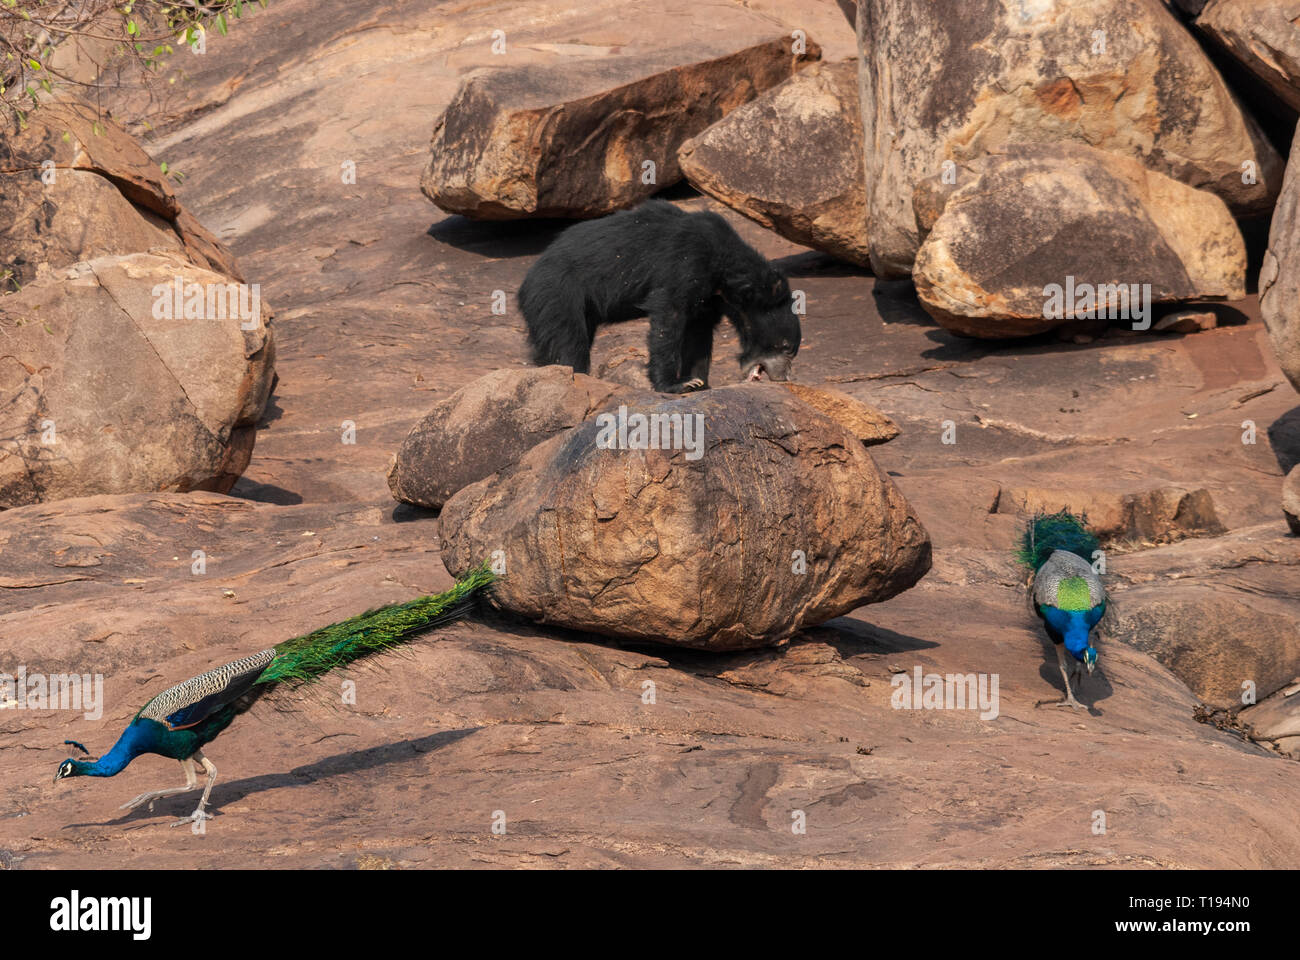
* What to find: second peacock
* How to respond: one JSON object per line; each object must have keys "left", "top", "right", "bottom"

{"left": 1018, "top": 511, "right": 1108, "bottom": 711}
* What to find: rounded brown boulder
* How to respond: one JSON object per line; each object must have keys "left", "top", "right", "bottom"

{"left": 438, "top": 383, "right": 931, "bottom": 649}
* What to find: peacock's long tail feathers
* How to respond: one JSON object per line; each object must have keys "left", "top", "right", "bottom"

{"left": 1016, "top": 510, "right": 1099, "bottom": 572}
{"left": 253, "top": 563, "right": 496, "bottom": 689}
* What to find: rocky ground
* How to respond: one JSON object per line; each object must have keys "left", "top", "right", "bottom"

{"left": 1, "top": 0, "right": 1297, "bottom": 868}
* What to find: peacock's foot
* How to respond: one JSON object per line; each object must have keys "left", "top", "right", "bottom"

{"left": 170, "top": 808, "right": 212, "bottom": 828}
{"left": 120, "top": 787, "right": 190, "bottom": 811}
{"left": 1035, "top": 696, "right": 1088, "bottom": 711}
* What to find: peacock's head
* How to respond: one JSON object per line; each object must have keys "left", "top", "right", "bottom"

{"left": 53, "top": 740, "right": 94, "bottom": 783}
{"left": 1083, "top": 646, "right": 1098, "bottom": 675}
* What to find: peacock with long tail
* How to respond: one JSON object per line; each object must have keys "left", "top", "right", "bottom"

{"left": 53, "top": 565, "right": 495, "bottom": 825}
{"left": 1017, "top": 511, "right": 1107, "bottom": 711}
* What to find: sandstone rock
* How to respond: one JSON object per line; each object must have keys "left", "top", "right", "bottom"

{"left": 1101, "top": 526, "right": 1300, "bottom": 709}
{"left": 421, "top": 38, "right": 819, "bottom": 220}
{"left": 389, "top": 368, "right": 901, "bottom": 511}
{"left": 439, "top": 384, "right": 931, "bottom": 649}
{"left": 1196, "top": 0, "right": 1300, "bottom": 112}
{"left": 912, "top": 144, "right": 1246, "bottom": 338}
{"left": 0, "top": 252, "right": 275, "bottom": 507}
{"left": 677, "top": 60, "right": 868, "bottom": 266}
{"left": 1238, "top": 682, "right": 1300, "bottom": 747}
{"left": 1153, "top": 309, "right": 1219, "bottom": 334}
{"left": 1, "top": 98, "right": 243, "bottom": 286}
{"left": 1259, "top": 119, "right": 1300, "bottom": 393}
{"left": 1104, "top": 589, "right": 1300, "bottom": 710}
{"left": 854, "top": 0, "right": 1281, "bottom": 278}
{"left": 1284, "top": 465, "right": 1300, "bottom": 535}
{"left": 388, "top": 366, "right": 655, "bottom": 511}
{"left": 778, "top": 381, "right": 898, "bottom": 445}
{"left": 996, "top": 485, "right": 1225, "bottom": 545}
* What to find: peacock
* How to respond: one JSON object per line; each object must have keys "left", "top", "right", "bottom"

{"left": 1017, "top": 511, "right": 1106, "bottom": 711}
{"left": 53, "top": 565, "right": 495, "bottom": 825}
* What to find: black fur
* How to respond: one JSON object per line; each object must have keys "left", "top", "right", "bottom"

{"left": 518, "top": 200, "right": 800, "bottom": 393}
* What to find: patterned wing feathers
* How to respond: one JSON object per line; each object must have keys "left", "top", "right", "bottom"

{"left": 137, "top": 648, "right": 276, "bottom": 727}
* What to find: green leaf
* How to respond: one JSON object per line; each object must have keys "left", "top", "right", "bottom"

{"left": 160, "top": 161, "right": 169, "bottom": 175}
{"left": 215, "top": 13, "right": 228, "bottom": 35}
{"left": 127, "top": 20, "right": 138, "bottom": 35}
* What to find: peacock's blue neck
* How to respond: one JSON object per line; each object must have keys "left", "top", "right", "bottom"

{"left": 76, "top": 722, "right": 155, "bottom": 777}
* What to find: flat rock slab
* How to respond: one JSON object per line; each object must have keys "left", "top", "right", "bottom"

{"left": 854, "top": 0, "right": 1281, "bottom": 278}
{"left": 678, "top": 59, "right": 868, "bottom": 265}
{"left": 913, "top": 144, "right": 1246, "bottom": 338}
{"left": 0, "top": 252, "right": 275, "bottom": 506}
{"left": 439, "top": 383, "right": 931, "bottom": 649}
{"left": 421, "top": 37, "right": 819, "bottom": 219}
{"left": 4, "top": 489, "right": 1299, "bottom": 868}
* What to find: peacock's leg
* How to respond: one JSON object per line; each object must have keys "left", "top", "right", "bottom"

{"left": 171, "top": 750, "right": 217, "bottom": 827}
{"left": 1035, "top": 645, "right": 1088, "bottom": 711}
{"left": 120, "top": 758, "right": 198, "bottom": 812}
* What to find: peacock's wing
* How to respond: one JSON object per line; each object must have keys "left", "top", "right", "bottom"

{"left": 136, "top": 648, "right": 276, "bottom": 729}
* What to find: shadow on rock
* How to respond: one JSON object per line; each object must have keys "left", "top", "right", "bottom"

{"left": 1268, "top": 405, "right": 1300, "bottom": 473}
{"left": 72, "top": 728, "right": 480, "bottom": 828}
{"left": 426, "top": 215, "right": 572, "bottom": 259}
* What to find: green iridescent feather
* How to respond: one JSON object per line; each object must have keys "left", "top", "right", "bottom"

{"left": 254, "top": 563, "right": 496, "bottom": 689}
{"left": 1015, "top": 510, "right": 1099, "bottom": 572}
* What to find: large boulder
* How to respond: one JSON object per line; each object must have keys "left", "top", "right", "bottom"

{"left": 995, "top": 484, "right": 1225, "bottom": 545}
{"left": 912, "top": 144, "right": 1246, "bottom": 338}
{"left": 1259, "top": 120, "right": 1300, "bottom": 393}
{"left": 1101, "top": 527, "right": 1300, "bottom": 710}
{"left": 1239, "top": 684, "right": 1300, "bottom": 758}
{"left": 1, "top": 98, "right": 243, "bottom": 287}
{"left": 0, "top": 252, "right": 275, "bottom": 507}
{"left": 854, "top": 0, "right": 1281, "bottom": 278}
{"left": 421, "top": 38, "right": 819, "bottom": 220}
{"left": 1284, "top": 465, "right": 1300, "bottom": 536}
{"left": 677, "top": 60, "right": 868, "bottom": 266}
{"left": 389, "top": 369, "right": 900, "bottom": 511}
{"left": 439, "top": 384, "right": 930, "bottom": 649}
{"left": 1196, "top": 0, "right": 1300, "bottom": 112}
{"left": 388, "top": 366, "right": 655, "bottom": 511}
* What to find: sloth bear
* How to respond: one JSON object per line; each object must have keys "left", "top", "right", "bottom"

{"left": 519, "top": 200, "right": 800, "bottom": 393}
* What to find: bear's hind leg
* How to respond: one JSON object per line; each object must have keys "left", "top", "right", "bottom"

{"left": 523, "top": 283, "right": 593, "bottom": 373}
